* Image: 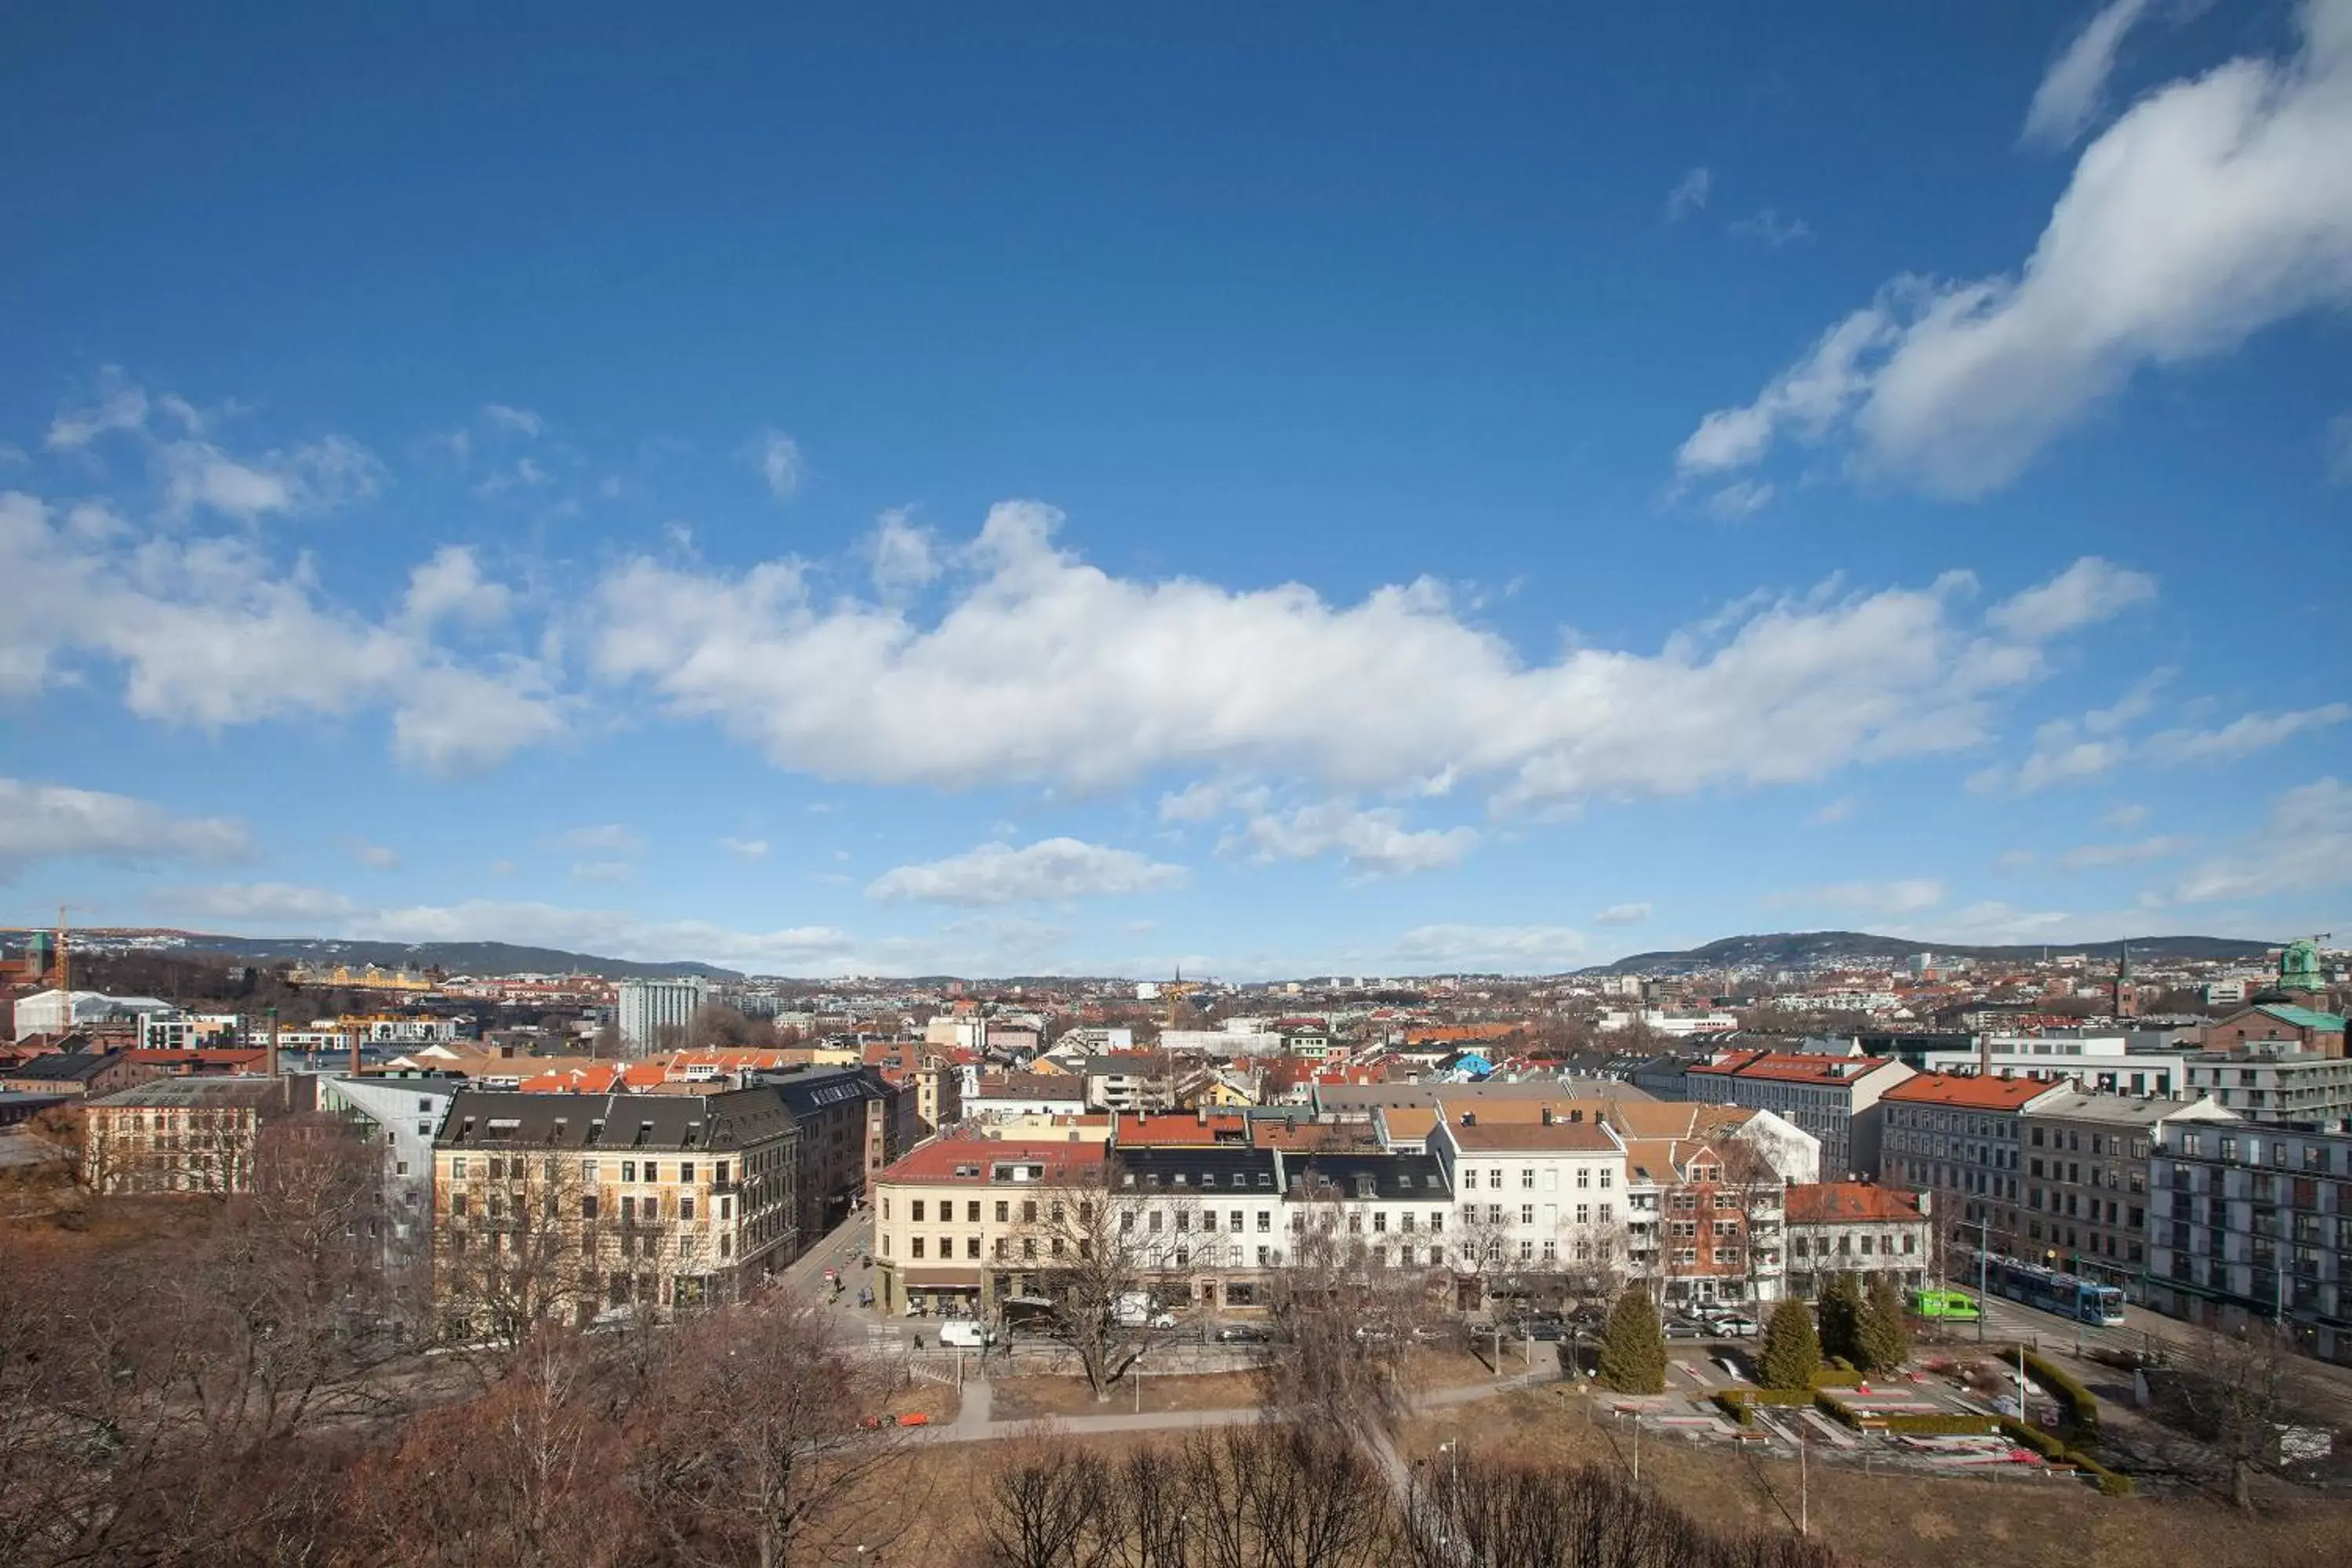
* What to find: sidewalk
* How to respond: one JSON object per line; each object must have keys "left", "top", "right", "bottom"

{"left": 920, "top": 1366, "right": 1563, "bottom": 1446}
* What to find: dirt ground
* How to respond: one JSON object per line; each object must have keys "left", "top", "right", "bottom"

{"left": 1410, "top": 1390, "right": 2352, "bottom": 1568}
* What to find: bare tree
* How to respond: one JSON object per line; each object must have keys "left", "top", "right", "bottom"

{"left": 979, "top": 1440, "right": 1120, "bottom": 1568}
{"left": 435, "top": 1152, "right": 597, "bottom": 1352}
{"left": 1017, "top": 1166, "right": 1193, "bottom": 1400}
{"left": 1258, "top": 1182, "right": 1434, "bottom": 1428}
{"left": 632, "top": 1295, "right": 914, "bottom": 1568}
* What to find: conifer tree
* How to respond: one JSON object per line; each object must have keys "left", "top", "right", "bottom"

{"left": 1595, "top": 1285, "right": 1667, "bottom": 1394}
{"left": 1816, "top": 1272, "right": 1864, "bottom": 1365}
{"left": 1859, "top": 1272, "right": 1912, "bottom": 1374}
{"left": 1756, "top": 1296, "right": 1821, "bottom": 1391}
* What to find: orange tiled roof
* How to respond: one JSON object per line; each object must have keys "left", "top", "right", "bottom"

{"left": 1688, "top": 1052, "right": 1895, "bottom": 1084}
{"left": 1112, "top": 1112, "right": 1249, "bottom": 1146}
{"left": 1784, "top": 1182, "right": 1926, "bottom": 1225}
{"left": 1879, "top": 1073, "right": 2056, "bottom": 1111}
{"left": 879, "top": 1134, "right": 1105, "bottom": 1185}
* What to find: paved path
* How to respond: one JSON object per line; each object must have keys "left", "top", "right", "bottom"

{"left": 920, "top": 1368, "right": 1562, "bottom": 1446}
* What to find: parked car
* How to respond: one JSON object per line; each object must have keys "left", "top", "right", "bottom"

{"left": 1663, "top": 1316, "right": 1712, "bottom": 1340}
{"left": 1410, "top": 1323, "right": 1454, "bottom": 1342}
{"left": 1708, "top": 1313, "right": 1761, "bottom": 1338}
{"left": 1214, "top": 1323, "right": 1272, "bottom": 1344}
{"left": 938, "top": 1319, "right": 995, "bottom": 1349}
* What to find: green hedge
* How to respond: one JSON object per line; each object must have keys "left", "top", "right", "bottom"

{"left": 1810, "top": 1367, "right": 1864, "bottom": 1388}
{"left": 1996, "top": 1417, "right": 2134, "bottom": 1495}
{"left": 2022, "top": 1352, "right": 2100, "bottom": 1441}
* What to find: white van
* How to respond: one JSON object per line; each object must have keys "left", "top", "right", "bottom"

{"left": 938, "top": 1320, "right": 993, "bottom": 1349}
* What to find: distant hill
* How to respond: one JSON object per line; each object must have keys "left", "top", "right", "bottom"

{"left": 1585, "top": 930, "right": 2276, "bottom": 977}
{"left": 0, "top": 929, "right": 741, "bottom": 982}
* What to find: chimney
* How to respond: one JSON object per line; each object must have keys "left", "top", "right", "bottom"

{"left": 350, "top": 1025, "right": 362, "bottom": 1079}
{"left": 267, "top": 1007, "right": 280, "bottom": 1080}
{"left": 1541, "top": 1105, "right": 1555, "bottom": 1126}
{"left": 1978, "top": 1029, "right": 1991, "bottom": 1079}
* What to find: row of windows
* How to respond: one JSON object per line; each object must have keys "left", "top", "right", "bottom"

{"left": 446, "top": 1153, "right": 737, "bottom": 1187}
{"left": 1789, "top": 1232, "right": 1917, "bottom": 1258}
{"left": 1464, "top": 1202, "right": 1614, "bottom": 1228}
{"left": 1457, "top": 1165, "right": 1613, "bottom": 1191}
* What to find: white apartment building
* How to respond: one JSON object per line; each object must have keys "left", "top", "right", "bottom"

{"left": 618, "top": 975, "right": 711, "bottom": 1051}
{"left": 1916, "top": 1035, "right": 2194, "bottom": 1099}
{"left": 1425, "top": 1108, "right": 1629, "bottom": 1298}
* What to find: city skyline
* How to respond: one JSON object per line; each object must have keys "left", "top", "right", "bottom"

{"left": 3, "top": 2, "right": 2349, "bottom": 979}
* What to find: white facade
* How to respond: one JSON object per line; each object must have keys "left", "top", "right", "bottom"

{"left": 1425, "top": 1119, "right": 1632, "bottom": 1280}
{"left": 1917, "top": 1036, "right": 2194, "bottom": 1099}
{"left": 318, "top": 1074, "right": 463, "bottom": 1267}
{"left": 1160, "top": 1029, "right": 1283, "bottom": 1055}
{"left": 618, "top": 975, "right": 710, "bottom": 1051}
{"left": 12, "top": 989, "right": 175, "bottom": 1041}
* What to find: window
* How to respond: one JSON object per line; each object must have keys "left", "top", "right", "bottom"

{"left": 451, "top": 1157, "right": 468, "bottom": 1180}
{"left": 1257, "top": 1210, "right": 1271, "bottom": 1232}
{"left": 911, "top": 1236, "right": 925, "bottom": 1258}
{"left": 1519, "top": 1240, "right": 1534, "bottom": 1261}
{"left": 450, "top": 1193, "right": 468, "bottom": 1217}
{"left": 969, "top": 1201, "right": 982, "bottom": 1222}
{"left": 582, "top": 1160, "right": 600, "bottom": 1182}
{"left": 1519, "top": 1204, "right": 1534, "bottom": 1225}
{"left": 715, "top": 1160, "right": 730, "bottom": 1185}
{"left": 911, "top": 1200, "right": 926, "bottom": 1222}
{"left": 680, "top": 1196, "right": 695, "bottom": 1221}
{"left": 1428, "top": 1211, "right": 1445, "bottom": 1233}
{"left": 996, "top": 1200, "right": 1010, "bottom": 1222}
{"left": 1575, "top": 1203, "right": 1590, "bottom": 1225}
{"left": 680, "top": 1161, "right": 694, "bottom": 1183}
{"left": 1577, "top": 1167, "right": 1591, "bottom": 1189}
{"left": 621, "top": 1160, "right": 636, "bottom": 1183}
{"left": 967, "top": 1236, "right": 981, "bottom": 1258}
{"left": 583, "top": 1194, "right": 599, "bottom": 1220}
{"left": 1487, "top": 1170, "right": 1501, "bottom": 1189}
{"left": 1521, "top": 1167, "right": 1536, "bottom": 1189}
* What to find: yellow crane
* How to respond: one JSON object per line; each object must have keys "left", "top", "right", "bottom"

{"left": 1163, "top": 967, "right": 1201, "bottom": 1030}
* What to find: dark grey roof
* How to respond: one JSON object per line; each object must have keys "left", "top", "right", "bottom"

{"left": 751, "top": 1064, "right": 891, "bottom": 1117}
{"left": 88, "top": 1076, "right": 307, "bottom": 1110}
{"left": 435, "top": 1087, "right": 796, "bottom": 1152}
{"left": 1112, "top": 1146, "right": 1279, "bottom": 1193}
{"left": 1283, "top": 1149, "right": 1452, "bottom": 1200}
{"left": 7, "top": 1051, "right": 123, "bottom": 1082}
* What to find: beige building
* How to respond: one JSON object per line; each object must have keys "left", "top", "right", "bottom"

{"left": 872, "top": 1134, "right": 1108, "bottom": 1316}
{"left": 2019, "top": 1090, "right": 2237, "bottom": 1289}
{"left": 431, "top": 1087, "right": 799, "bottom": 1334}
{"left": 82, "top": 1075, "right": 316, "bottom": 1195}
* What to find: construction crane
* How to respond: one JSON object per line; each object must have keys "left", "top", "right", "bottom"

{"left": 54, "top": 904, "right": 73, "bottom": 996}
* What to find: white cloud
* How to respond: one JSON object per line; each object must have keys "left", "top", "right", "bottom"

{"left": 158, "top": 434, "right": 383, "bottom": 522}
{"left": 594, "top": 502, "right": 2132, "bottom": 816}
{"left": 1706, "top": 479, "right": 1774, "bottom": 519}
{"left": 151, "top": 881, "right": 361, "bottom": 927}
{"left": 1682, "top": 2, "right": 2352, "bottom": 495}
{"left": 1666, "top": 166, "right": 1712, "bottom": 221}
{"left": 1594, "top": 902, "right": 1652, "bottom": 927}
{"left": 402, "top": 544, "right": 514, "bottom": 630}
{"left": 571, "top": 861, "right": 633, "bottom": 884}
{"left": 2143, "top": 703, "right": 2351, "bottom": 764}
{"left": 2169, "top": 777, "right": 2352, "bottom": 902}
{"left": 1809, "top": 794, "right": 1857, "bottom": 825}
{"left": 2098, "top": 801, "right": 2151, "bottom": 829}
{"left": 0, "top": 490, "right": 565, "bottom": 773}
{"left": 45, "top": 372, "right": 150, "bottom": 450}
{"left": 1224, "top": 801, "right": 1478, "bottom": 877}
{"left": 344, "top": 837, "right": 401, "bottom": 871}
{"left": 562, "top": 822, "right": 645, "bottom": 856}
{"left": 1729, "top": 209, "right": 1813, "bottom": 248}
{"left": 1984, "top": 557, "right": 2158, "bottom": 641}
{"left": 482, "top": 403, "right": 544, "bottom": 437}
{"left": 2023, "top": 0, "right": 2153, "bottom": 150}
{"left": 866, "top": 508, "right": 940, "bottom": 597}
{"left": 1391, "top": 923, "right": 1588, "bottom": 971}
{"left": 1997, "top": 849, "right": 2041, "bottom": 872}
{"left": 753, "top": 430, "right": 803, "bottom": 500}
{"left": 1766, "top": 878, "right": 1947, "bottom": 916}
{"left": 867, "top": 837, "right": 1187, "bottom": 906}
{"left": 2056, "top": 833, "right": 2193, "bottom": 870}
{"left": 1979, "top": 692, "right": 2347, "bottom": 793}
{"left": 719, "top": 836, "right": 771, "bottom": 861}
{"left": 0, "top": 778, "right": 250, "bottom": 881}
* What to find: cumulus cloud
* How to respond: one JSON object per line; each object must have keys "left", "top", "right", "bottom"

{"left": 718, "top": 836, "right": 771, "bottom": 861}
{"left": 2142, "top": 703, "right": 2351, "bottom": 764}
{"left": 867, "top": 837, "right": 1187, "bottom": 906}
{"left": 1391, "top": 923, "right": 1588, "bottom": 971}
{"left": 0, "top": 485, "right": 563, "bottom": 775}
{"left": 1766, "top": 878, "right": 1947, "bottom": 916}
{"left": 753, "top": 431, "right": 803, "bottom": 500}
{"left": 2099, "top": 801, "right": 2151, "bottom": 829}
{"left": 1984, "top": 559, "right": 2158, "bottom": 641}
{"left": 866, "top": 508, "right": 940, "bottom": 597}
{"left": 2169, "top": 777, "right": 2352, "bottom": 903}
{"left": 593, "top": 501, "right": 2135, "bottom": 816}
{"left": 482, "top": 403, "right": 544, "bottom": 437}
{"left": 1809, "top": 794, "right": 1857, "bottom": 825}
{"left": 1666, "top": 166, "right": 1712, "bottom": 220}
{"left": 402, "top": 544, "right": 514, "bottom": 630}
{"left": 0, "top": 778, "right": 251, "bottom": 881}
{"left": 2023, "top": 0, "right": 2153, "bottom": 150}
{"left": 1223, "top": 801, "right": 1478, "bottom": 877}
{"left": 158, "top": 434, "right": 384, "bottom": 522}
{"left": 45, "top": 372, "right": 151, "bottom": 450}
{"left": 1682, "top": 2, "right": 2352, "bottom": 495}
{"left": 1594, "top": 902, "right": 1651, "bottom": 927}
{"left": 1706, "top": 479, "right": 1774, "bottom": 520}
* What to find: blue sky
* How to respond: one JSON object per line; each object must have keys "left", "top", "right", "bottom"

{"left": 2, "top": 1, "right": 2347, "bottom": 978}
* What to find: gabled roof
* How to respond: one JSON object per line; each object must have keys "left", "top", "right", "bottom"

{"left": 880, "top": 1134, "right": 1105, "bottom": 1184}
{"left": 1784, "top": 1182, "right": 1926, "bottom": 1225}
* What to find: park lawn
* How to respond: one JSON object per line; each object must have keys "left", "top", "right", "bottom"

{"left": 989, "top": 1369, "right": 1265, "bottom": 1421}
{"left": 1406, "top": 1390, "right": 2352, "bottom": 1568}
